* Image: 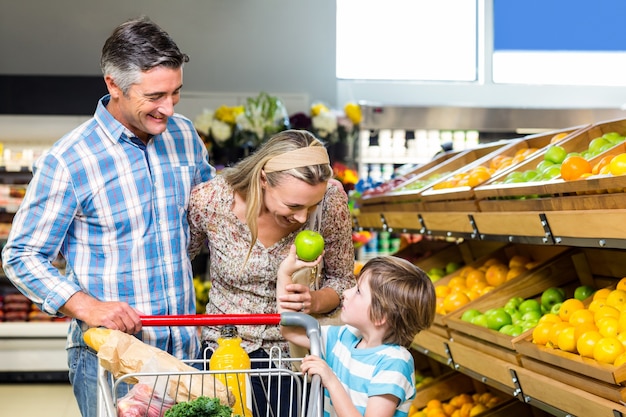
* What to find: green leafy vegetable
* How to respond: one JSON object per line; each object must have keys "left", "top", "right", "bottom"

{"left": 164, "top": 396, "right": 236, "bottom": 417}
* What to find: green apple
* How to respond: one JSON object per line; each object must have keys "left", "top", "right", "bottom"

{"left": 504, "top": 296, "right": 524, "bottom": 311}
{"left": 471, "top": 314, "right": 489, "bottom": 328}
{"left": 522, "top": 169, "right": 541, "bottom": 182}
{"left": 486, "top": 308, "right": 512, "bottom": 331}
{"left": 294, "top": 230, "right": 325, "bottom": 261}
{"left": 461, "top": 309, "right": 482, "bottom": 322}
{"left": 544, "top": 145, "right": 568, "bottom": 164}
{"left": 603, "top": 132, "right": 625, "bottom": 145}
{"left": 541, "top": 287, "right": 565, "bottom": 310}
{"left": 536, "top": 160, "right": 554, "bottom": 173}
{"left": 542, "top": 164, "right": 562, "bottom": 180}
{"left": 509, "top": 310, "right": 523, "bottom": 324}
{"left": 445, "top": 261, "right": 462, "bottom": 275}
{"left": 518, "top": 299, "right": 542, "bottom": 315}
{"left": 574, "top": 285, "right": 595, "bottom": 301}
{"left": 588, "top": 137, "right": 611, "bottom": 154}
{"left": 499, "top": 324, "right": 523, "bottom": 337}
{"left": 550, "top": 302, "right": 563, "bottom": 315}
{"left": 521, "top": 310, "right": 542, "bottom": 323}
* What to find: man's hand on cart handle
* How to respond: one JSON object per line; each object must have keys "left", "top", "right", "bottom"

{"left": 61, "top": 291, "right": 142, "bottom": 335}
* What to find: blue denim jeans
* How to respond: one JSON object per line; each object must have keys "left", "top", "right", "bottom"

{"left": 68, "top": 346, "right": 98, "bottom": 417}
{"left": 68, "top": 346, "right": 132, "bottom": 417}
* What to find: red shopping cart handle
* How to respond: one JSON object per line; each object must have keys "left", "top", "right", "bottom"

{"left": 140, "top": 313, "right": 282, "bottom": 327}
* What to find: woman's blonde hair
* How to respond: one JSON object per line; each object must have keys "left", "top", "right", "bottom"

{"left": 359, "top": 256, "right": 436, "bottom": 347}
{"left": 222, "top": 129, "right": 333, "bottom": 262}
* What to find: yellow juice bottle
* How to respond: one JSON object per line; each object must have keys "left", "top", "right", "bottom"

{"left": 209, "top": 325, "right": 252, "bottom": 417}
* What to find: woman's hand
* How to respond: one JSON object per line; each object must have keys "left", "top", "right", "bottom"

{"left": 277, "top": 244, "right": 322, "bottom": 313}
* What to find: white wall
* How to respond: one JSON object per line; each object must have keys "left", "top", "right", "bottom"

{"left": 0, "top": 0, "right": 336, "bottom": 115}
{"left": 2, "top": 0, "right": 626, "bottom": 117}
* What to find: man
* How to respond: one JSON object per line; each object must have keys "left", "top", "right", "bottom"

{"left": 2, "top": 16, "right": 213, "bottom": 417}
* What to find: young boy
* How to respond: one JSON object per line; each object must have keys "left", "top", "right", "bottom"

{"left": 277, "top": 246, "right": 436, "bottom": 417}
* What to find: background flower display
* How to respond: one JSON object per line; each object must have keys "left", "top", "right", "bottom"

{"left": 194, "top": 94, "right": 362, "bottom": 172}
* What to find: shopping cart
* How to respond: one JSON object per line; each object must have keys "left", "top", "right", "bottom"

{"left": 96, "top": 312, "right": 323, "bottom": 417}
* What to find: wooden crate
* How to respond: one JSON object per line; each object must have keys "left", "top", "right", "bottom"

{"left": 445, "top": 249, "right": 580, "bottom": 350}
{"left": 520, "top": 356, "right": 626, "bottom": 403}
{"left": 514, "top": 364, "right": 626, "bottom": 417}
{"left": 419, "top": 127, "right": 584, "bottom": 206}
{"left": 420, "top": 211, "right": 476, "bottom": 235}
{"left": 447, "top": 335, "right": 524, "bottom": 395}
{"left": 412, "top": 329, "right": 451, "bottom": 363}
{"left": 471, "top": 211, "right": 548, "bottom": 239}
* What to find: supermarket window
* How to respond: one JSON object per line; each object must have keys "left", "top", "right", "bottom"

{"left": 492, "top": 0, "right": 626, "bottom": 86}
{"left": 336, "top": 0, "right": 478, "bottom": 82}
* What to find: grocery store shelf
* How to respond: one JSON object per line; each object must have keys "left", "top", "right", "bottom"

{"left": 0, "top": 321, "right": 70, "bottom": 379}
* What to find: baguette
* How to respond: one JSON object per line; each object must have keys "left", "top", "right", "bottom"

{"left": 84, "top": 328, "right": 234, "bottom": 406}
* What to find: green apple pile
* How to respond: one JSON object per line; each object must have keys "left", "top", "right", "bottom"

{"left": 193, "top": 276, "right": 212, "bottom": 314}
{"left": 426, "top": 261, "right": 463, "bottom": 283}
{"left": 460, "top": 286, "right": 569, "bottom": 336}
{"left": 499, "top": 131, "right": 625, "bottom": 185}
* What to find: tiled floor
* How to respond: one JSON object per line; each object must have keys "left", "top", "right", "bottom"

{"left": 0, "top": 383, "right": 81, "bottom": 417}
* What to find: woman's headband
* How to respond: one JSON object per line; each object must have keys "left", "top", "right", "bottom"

{"left": 263, "top": 146, "right": 330, "bottom": 173}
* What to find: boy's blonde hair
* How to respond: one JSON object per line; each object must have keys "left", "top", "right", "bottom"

{"left": 360, "top": 256, "right": 436, "bottom": 347}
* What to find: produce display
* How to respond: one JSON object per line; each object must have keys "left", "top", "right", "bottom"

{"left": 432, "top": 147, "right": 539, "bottom": 190}
{"left": 531, "top": 279, "right": 626, "bottom": 366}
{"left": 433, "top": 254, "right": 537, "bottom": 316}
{"left": 496, "top": 131, "right": 626, "bottom": 184}
{"left": 458, "top": 286, "right": 586, "bottom": 337}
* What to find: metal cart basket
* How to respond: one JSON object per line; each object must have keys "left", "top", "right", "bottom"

{"left": 96, "top": 312, "right": 322, "bottom": 417}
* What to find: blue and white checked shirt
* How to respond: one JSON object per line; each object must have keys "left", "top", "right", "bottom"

{"left": 2, "top": 95, "right": 214, "bottom": 359}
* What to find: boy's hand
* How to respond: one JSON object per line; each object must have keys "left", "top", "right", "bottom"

{"left": 300, "top": 355, "right": 337, "bottom": 386}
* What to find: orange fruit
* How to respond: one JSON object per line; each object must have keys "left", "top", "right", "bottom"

{"left": 557, "top": 326, "right": 577, "bottom": 352}
{"left": 467, "top": 168, "right": 491, "bottom": 187}
{"left": 613, "top": 352, "right": 626, "bottom": 367}
{"left": 561, "top": 155, "right": 592, "bottom": 181}
{"left": 465, "top": 271, "right": 487, "bottom": 288}
{"left": 508, "top": 255, "right": 531, "bottom": 269}
{"left": 574, "top": 322, "right": 599, "bottom": 341}
{"left": 577, "top": 330, "right": 603, "bottom": 358}
{"left": 606, "top": 289, "right": 626, "bottom": 310}
{"left": 426, "top": 399, "right": 442, "bottom": 411}
{"left": 539, "top": 313, "right": 562, "bottom": 324}
{"left": 592, "top": 155, "right": 613, "bottom": 175}
{"left": 465, "top": 269, "right": 486, "bottom": 287}
{"left": 609, "top": 153, "right": 626, "bottom": 176}
{"left": 617, "top": 278, "right": 626, "bottom": 292}
{"left": 435, "top": 285, "right": 451, "bottom": 298}
{"left": 588, "top": 299, "right": 607, "bottom": 314}
{"left": 506, "top": 267, "right": 526, "bottom": 281}
{"left": 532, "top": 322, "right": 555, "bottom": 345}
{"left": 559, "top": 298, "right": 585, "bottom": 322}
{"left": 597, "top": 317, "right": 619, "bottom": 338}
{"left": 485, "top": 263, "right": 509, "bottom": 286}
{"left": 443, "top": 292, "right": 471, "bottom": 314}
{"left": 548, "top": 322, "right": 573, "bottom": 347}
{"left": 550, "top": 132, "right": 569, "bottom": 144}
{"left": 448, "top": 276, "right": 467, "bottom": 290}
{"left": 594, "top": 337, "right": 625, "bottom": 364}
{"left": 594, "top": 305, "right": 620, "bottom": 322}
{"left": 568, "top": 308, "right": 595, "bottom": 327}
{"left": 618, "top": 312, "right": 626, "bottom": 333}
{"left": 594, "top": 288, "right": 612, "bottom": 300}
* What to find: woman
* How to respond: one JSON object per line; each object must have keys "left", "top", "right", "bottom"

{"left": 188, "top": 129, "right": 354, "bottom": 416}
